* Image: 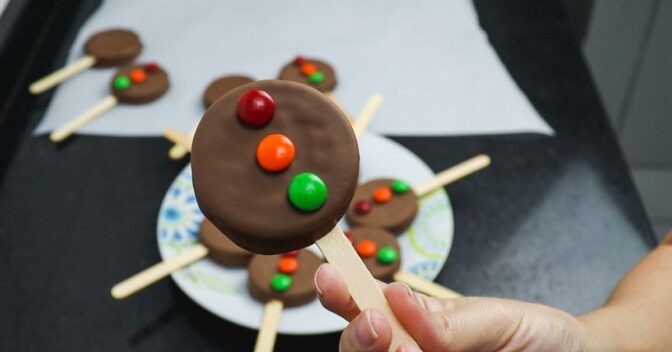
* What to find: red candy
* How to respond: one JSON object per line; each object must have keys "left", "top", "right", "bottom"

{"left": 372, "top": 187, "right": 392, "bottom": 204}
{"left": 237, "top": 89, "right": 275, "bottom": 128}
{"left": 283, "top": 250, "right": 301, "bottom": 257}
{"left": 354, "top": 200, "right": 372, "bottom": 215}
{"left": 145, "top": 62, "right": 160, "bottom": 72}
{"left": 356, "top": 240, "right": 377, "bottom": 257}
{"left": 278, "top": 257, "right": 299, "bottom": 274}
{"left": 293, "top": 55, "right": 306, "bottom": 66}
{"left": 257, "top": 134, "right": 295, "bottom": 172}
{"left": 344, "top": 231, "right": 355, "bottom": 243}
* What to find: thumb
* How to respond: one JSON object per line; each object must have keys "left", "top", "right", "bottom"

{"left": 339, "top": 309, "right": 393, "bottom": 352}
{"left": 384, "top": 282, "right": 588, "bottom": 351}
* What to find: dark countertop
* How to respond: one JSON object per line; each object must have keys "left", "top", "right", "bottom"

{"left": 0, "top": 0, "right": 656, "bottom": 351}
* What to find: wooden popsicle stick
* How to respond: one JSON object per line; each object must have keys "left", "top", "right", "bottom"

{"left": 29, "top": 55, "right": 97, "bottom": 95}
{"left": 324, "top": 92, "right": 353, "bottom": 123}
{"left": 111, "top": 244, "right": 208, "bottom": 299}
{"left": 253, "top": 299, "right": 284, "bottom": 352}
{"left": 316, "top": 226, "right": 417, "bottom": 351}
{"left": 352, "top": 94, "right": 383, "bottom": 139}
{"left": 49, "top": 95, "right": 118, "bottom": 143}
{"left": 413, "top": 154, "right": 491, "bottom": 197}
{"left": 393, "top": 270, "right": 462, "bottom": 299}
{"left": 167, "top": 127, "right": 196, "bottom": 160}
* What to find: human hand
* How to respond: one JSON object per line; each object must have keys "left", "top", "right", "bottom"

{"left": 314, "top": 263, "right": 609, "bottom": 352}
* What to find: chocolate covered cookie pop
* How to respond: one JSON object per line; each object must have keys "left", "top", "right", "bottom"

{"left": 346, "top": 227, "right": 460, "bottom": 299}
{"left": 278, "top": 56, "right": 337, "bottom": 93}
{"left": 248, "top": 249, "right": 322, "bottom": 352}
{"left": 111, "top": 219, "right": 251, "bottom": 299}
{"left": 192, "top": 80, "right": 358, "bottom": 254}
{"left": 277, "top": 55, "right": 357, "bottom": 122}
{"left": 346, "top": 155, "right": 492, "bottom": 234}
{"left": 50, "top": 62, "right": 169, "bottom": 143}
{"left": 248, "top": 250, "right": 321, "bottom": 307}
{"left": 192, "top": 79, "right": 415, "bottom": 350}
{"left": 29, "top": 28, "right": 143, "bottom": 95}
{"left": 346, "top": 227, "right": 401, "bottom": 281}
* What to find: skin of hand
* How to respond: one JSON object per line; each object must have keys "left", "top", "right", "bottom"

{"left": 314, "top": 231, "right": 672, "bottom": 352}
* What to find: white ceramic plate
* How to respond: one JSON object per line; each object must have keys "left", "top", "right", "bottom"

{"left": 156, "top": 133, "right": 454, "bottom": 334}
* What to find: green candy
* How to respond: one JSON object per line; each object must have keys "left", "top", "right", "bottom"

{"left": 377, "top": 246, "right": 399, "bottom": 265}
{"left": 391, "top": 179, "right": 410, "bottom": 194}
{"left": 113, "top": 75, "right": 131, "bottom": 90}
{"left": 308, "top": 71, "right": 325, "bottom": 84}
{"left": 288, "top": 172, "right": 328, "bottom": 212}
{"left": 271, "top": 273, "right": 292, "bottom": 292}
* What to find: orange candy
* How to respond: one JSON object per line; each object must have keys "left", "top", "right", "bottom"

{"left": 300, "top": 63, "right": 317, "bottom": 75}
{"left": 356, "top": 240, "right": 377, "bottom": 257}
{"left": 256, "top": 134, "right": 296, "bottom": 172}
{"left": 129, "top": 69, "right": 146, "bottom": 83}
{"left": 278, "top": 257, "right": 299, "bottom": 274}
{"left": 372, "top": 187, "right": 392, "bottom": 204}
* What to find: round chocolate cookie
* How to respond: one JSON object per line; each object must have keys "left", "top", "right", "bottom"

{"left": 248, "top": 250, "right": 322, "bottom": 307}
{"left": 345, "top": 179, "right": 418, "bottom": 234}
{"left": 192, "top": 80, "right": 359, "bottom": 254}
{"left": 84, "top": 29, "right": 142, "bottom": 67}
{"left": 110, "top": 62, "right": 169, "bottom": 104}
{"left": 278, "top": 57, "right": 337, "bottom": 93}
{"left": 203, "top": 75, "right": 255, "bottom": 109}
{"left": 347, "top": 227, "right": 401, "bottom": 282}
{"left": 199, "top": 219, "right": 252, "bottom": 267}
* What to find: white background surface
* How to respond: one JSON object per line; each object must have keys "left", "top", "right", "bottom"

{"left": 35, "top": 0, "right": 553, "bottom": 137}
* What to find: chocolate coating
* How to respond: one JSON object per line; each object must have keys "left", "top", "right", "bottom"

{"left": 84, "top": 29, "right": 142, "bottom": 67}
{"left": 248, "top": 250, "right": 322, "bottom": 307}
{"left": 199, "top": 219, "right": 252, "bottom": 267}
{"left": 345, "top": 179, "right": 419, "bottom": 234}
{"left": 111, "top": 63, "right": 169, "bottom": 104}
{"left": 348, "top": 227, "right": 401, "bottom": 282}
{"left": 192, "top": 80, "right": 359, "bottom": 254}
{"left": 203, "top": 75, "right": 255, "bottom": 109}
{"left": 278, "top": 58, "right": 337, "bottom": 93}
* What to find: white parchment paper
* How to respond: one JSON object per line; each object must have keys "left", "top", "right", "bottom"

{"left": 35, "top": 0, "right": 554, "bottom": 137}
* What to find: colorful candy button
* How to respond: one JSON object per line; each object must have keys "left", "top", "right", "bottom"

{"left": 391, "top": 180, "right": 410, "bottom": 194}
{"left": 113, "top": 75, "right": 131, "bottom": 90}
{"left": 256, "top": 134, "right": 295, "bottom": 172}
{"left": 129, "top": 69, "right": 146, "bottom": 83}
{"left": 377, "top": 246, "right": 398, "bottom": 264}
{"left": 372, "top": 187, "right": 392, "bottom": 204}
{"left": 300, "top": 63, "right": 317, "bottom": 75}
{"left": 283, "top": 250, "right": 301, "bottom": 257}
{"left": 237, "top": 89, "right": 275, "bottom": 128}
{"left": 271, "top": 273, "right": 292, "bottom": 292}
{"left": 288, "top": 172, "right": 328, "bottom": 212}
{"left": 354, "top": 200, "right": 372, "bottom": 215}
{"left": 145, "top": 62, "right": 160, "bottom": 72}
{"left": 293, "top": 55, "right": 305, "bottom": 66}
{"left": 356, "top": 240, "right": 377, "bottom": 258}
{"left": 308, "top": 72, "right": 325, "bottom": 84}
{"left": 278, "top": 257, "right": 299, "bottom": 274}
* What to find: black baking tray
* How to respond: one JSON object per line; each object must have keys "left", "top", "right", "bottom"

{"left": 0, "top": 0, "right": 657, "bottom": 350}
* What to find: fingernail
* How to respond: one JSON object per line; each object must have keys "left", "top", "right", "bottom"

{"left": 313, "top": 266, "right": 323, "bottom": 297}
{"left": 403, "top": 283, "right": 414, "bottom": 298}
{"left": 354, "top": 309, "right": 379, "bottom": 348}
{"left": 399, "top": 343, "right": 422, "bottom": 352}
{"left": 422, "top": 296, "right": 444, "bottom": 313}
